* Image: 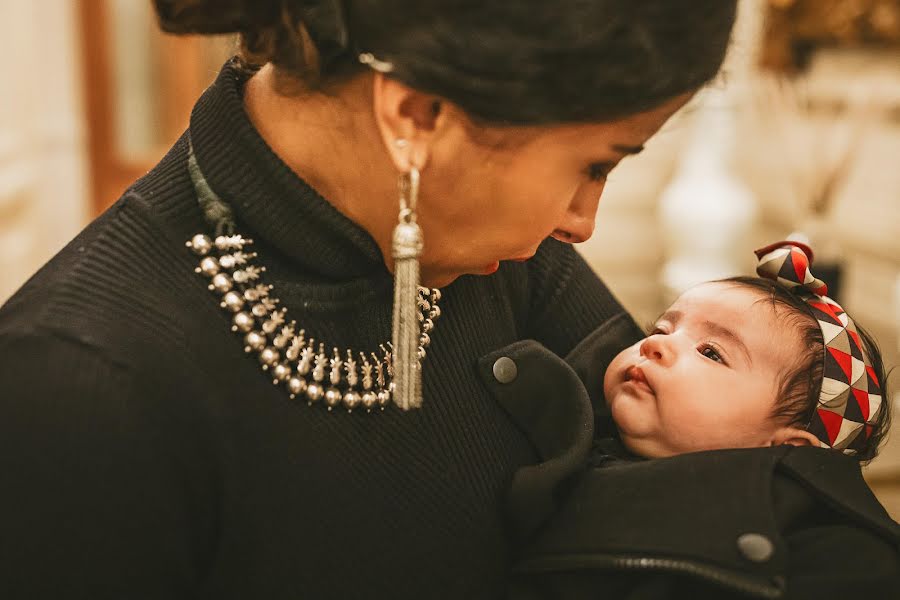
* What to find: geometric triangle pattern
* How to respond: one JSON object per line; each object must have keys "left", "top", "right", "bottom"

{"left": 755, "top": 241, "right": 882, "bottom": 455}
{"left": 755, "top": 241, "right": 829, "bottom": 296}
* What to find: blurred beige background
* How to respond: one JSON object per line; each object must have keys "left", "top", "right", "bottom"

{"left": 1, "top": 1, "right": 898, "bottom": 514}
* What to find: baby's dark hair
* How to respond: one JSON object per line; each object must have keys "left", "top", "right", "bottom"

{"left": 720, "top": 276, "right": 890, "bottom": 463}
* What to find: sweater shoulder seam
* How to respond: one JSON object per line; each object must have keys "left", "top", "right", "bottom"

{"left": 1, "top": 324, "right": 132, "bottom": 373}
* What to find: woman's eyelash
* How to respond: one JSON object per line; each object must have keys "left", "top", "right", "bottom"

{"left": 587, "top": 162, "right": 614, "bottom": 181}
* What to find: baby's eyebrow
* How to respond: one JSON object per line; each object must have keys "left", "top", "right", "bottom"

{"left": 655, "top": 310, "right": 682, "bottom": 326}
{"left": 702, "top": 320, "right": 752, "bottom": 367}
{"left": 646, "top": 310, "right": 680, "bottom": 334}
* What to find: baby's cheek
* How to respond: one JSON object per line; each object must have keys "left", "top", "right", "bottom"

{"left": 602, "top": 362, "right": 620, "bottom": 405}
{"left": 665, "top": 398, "right": 755, "bottom": 451}
{"left": 603, "top": 344, "right": 639, "bottom": 401}
{"left": 656, "top": 399, "right": 716, "bottom": 442}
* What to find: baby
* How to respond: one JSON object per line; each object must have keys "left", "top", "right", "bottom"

{"left": 506, "top": 242, "right": 896, "bottom": 598}
{"left": 507, "top": 241, "right": 898, "bottom": 599}
{"left": 603, "top": 241, "right": 889, "bottom": 461}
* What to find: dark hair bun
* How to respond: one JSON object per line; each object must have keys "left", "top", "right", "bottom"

{"left": 154, "top": 0, "right": 739, "bottom": 126}
{"left": 153, "top": 0, "right": 280, "bottom": 34}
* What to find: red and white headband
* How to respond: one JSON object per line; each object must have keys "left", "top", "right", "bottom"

{"left": 755, "top": 241, "right": 882, "bottom": 454}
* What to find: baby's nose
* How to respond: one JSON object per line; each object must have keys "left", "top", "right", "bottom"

{"left": 640, "top": 335, "right": 669, "bottom": 364}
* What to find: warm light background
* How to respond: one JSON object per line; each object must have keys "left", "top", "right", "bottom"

{"left": 1, "top": 1, "right": 898, "bottom": 515}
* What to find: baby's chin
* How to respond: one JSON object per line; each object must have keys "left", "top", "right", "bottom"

{"left": 608, "top": 392, "right": 655, "bottom": 439}
{"left": 608, "top": 394, "right": 678, "bottom": 459}
{"left": 610, "top": 423, "right": 658, "bottom": 459}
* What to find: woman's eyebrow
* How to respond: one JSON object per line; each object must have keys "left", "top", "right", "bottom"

{"left": 611, "top": 143, "right": 645, "bottom": 155}
{"left": 703, "top": 321, "right": 752, "bottom": 366}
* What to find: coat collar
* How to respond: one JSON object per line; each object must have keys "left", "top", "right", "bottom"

{"left": 780, "top": 446, "right": 900, "bottom": 542}
{"left": 478, "top": 312, "right": 643, "bottom": 540}
{"left": 478, "top": 321, "right": 899, "bottom": 551}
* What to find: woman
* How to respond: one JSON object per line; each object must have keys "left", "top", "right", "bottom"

{"left": 0, "top": 1, "right": 738, "bottom": 598}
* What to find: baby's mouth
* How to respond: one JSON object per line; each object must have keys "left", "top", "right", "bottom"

{"left": 624, "top": 365, "right": 653, "bottom": 393}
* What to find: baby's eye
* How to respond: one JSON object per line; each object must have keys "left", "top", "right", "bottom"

{"left": 699, "top": 345, "right": 724, "bottom": 364}
{"left": 645, "top": 325, "right": 666, "bottom": 336}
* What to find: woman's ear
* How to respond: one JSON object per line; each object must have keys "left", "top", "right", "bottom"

{"left": 771, "top": 426, "right": 821, "bottom": 448}
{"left": 370, "top": 73, "right": 444, "bottom": 172}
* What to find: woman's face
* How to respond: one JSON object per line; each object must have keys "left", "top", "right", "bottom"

{"left": 415, "top": 94, "right": 691, "bottom": 287}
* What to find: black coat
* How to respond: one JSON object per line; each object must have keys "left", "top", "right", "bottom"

{"left": 476, "top": 315, "right": 900, "bottom": 599}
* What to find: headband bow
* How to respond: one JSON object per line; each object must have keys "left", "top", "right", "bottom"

{"left": 755, "top": 242, "right": 882, "bottom": 455}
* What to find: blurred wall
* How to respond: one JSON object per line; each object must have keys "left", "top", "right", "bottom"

{"left": 0, "top": 1, "right": 89, "bottom": 302}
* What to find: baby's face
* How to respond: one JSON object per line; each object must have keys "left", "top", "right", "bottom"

{"left": 604, "top": 282, "right": 807, "bottom": 458}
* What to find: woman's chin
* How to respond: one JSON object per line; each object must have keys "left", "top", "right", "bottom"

{"left": 420, "top": 262, "right": 501, "bottom": 288}
{"left": 421, "top": 271, "right": 461, "bottom": 289}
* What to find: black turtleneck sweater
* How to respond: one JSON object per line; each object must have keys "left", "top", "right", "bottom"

{"left": 0, "top": 60, "right": 629, "bottom": 600}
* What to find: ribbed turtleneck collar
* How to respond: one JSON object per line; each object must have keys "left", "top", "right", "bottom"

{"left": 188, "top": 59, "right": 387, "bottom": 281}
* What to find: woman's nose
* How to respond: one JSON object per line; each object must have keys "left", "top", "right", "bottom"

{"left": 551, "top": 182, "right": 604, "bottom": 243}
{"left": 640, "top": 334, "right": 673, "bottom": 365}
{"left": 551, "top": 220, "right": 594, "bottom": 244}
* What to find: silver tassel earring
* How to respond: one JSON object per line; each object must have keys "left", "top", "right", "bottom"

{"left": 391, "top": 161, "right": 424, "bottom": 410}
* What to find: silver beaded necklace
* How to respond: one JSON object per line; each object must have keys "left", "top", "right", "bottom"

{"left": 185, "top": 142, "right": 441, "bottom": 413}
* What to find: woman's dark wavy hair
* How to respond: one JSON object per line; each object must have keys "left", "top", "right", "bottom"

{"left": 721, "top": 276, "right": 891, "bottom": 463}
{"left": 153, "top": 0, "right": 738, "bottom": 124}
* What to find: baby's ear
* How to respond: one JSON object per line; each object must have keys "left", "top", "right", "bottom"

{"left": 771, "top": 427, "right": 820, "bottom": 448}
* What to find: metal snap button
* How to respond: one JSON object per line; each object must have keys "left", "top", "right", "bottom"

{"left": 737, "top": 533, "right": 774, "bottom": 563}
{"left": 492, "top": 357, "right": 518, "bottom": 384}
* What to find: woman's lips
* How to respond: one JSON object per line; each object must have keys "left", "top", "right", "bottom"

{"left": 624, "top": 364, "right": 653, "bottom": 394}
